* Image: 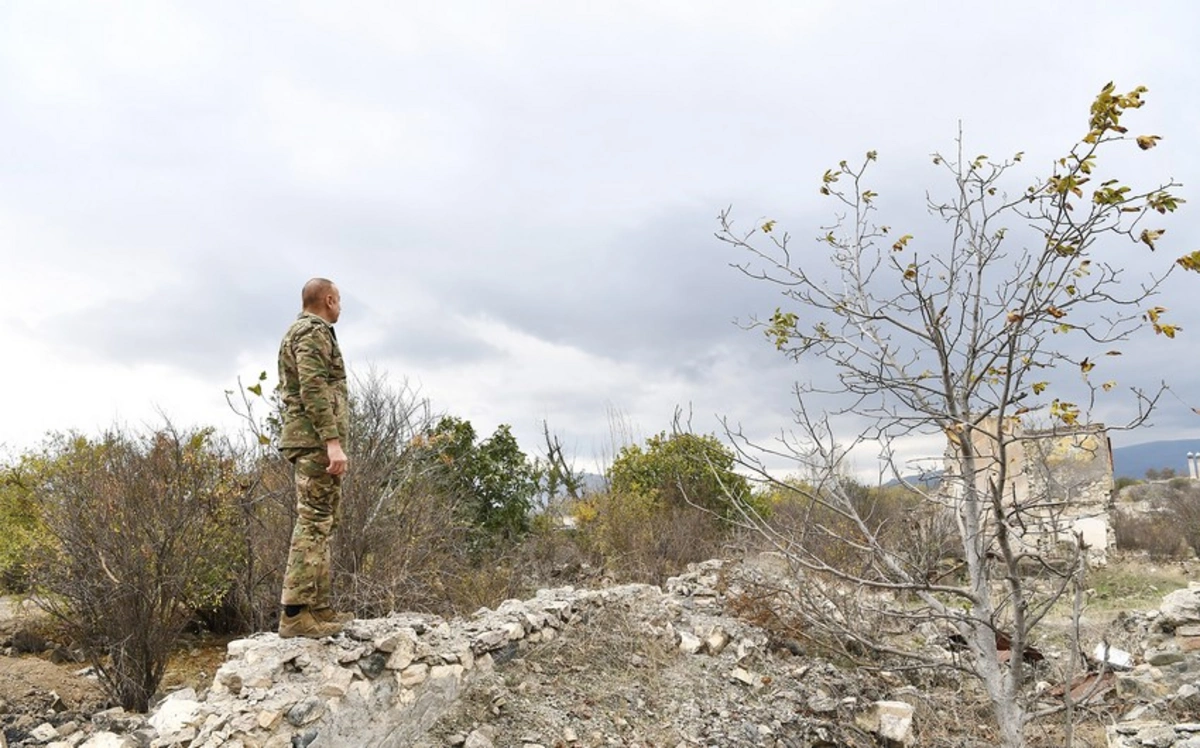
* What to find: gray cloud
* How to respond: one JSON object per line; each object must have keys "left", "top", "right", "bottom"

{"left": 38, "top": 266, "right": 295, "bottom": 377}
{"left": 4, "top": 1, "right": 1200, "bottom": 463}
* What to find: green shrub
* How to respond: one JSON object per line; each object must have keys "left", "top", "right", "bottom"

{"left": 0, "top": 460, "right": 48, "bottom": 592}
{"left": 608, "top": 431, "right": 751, "bottom": 517}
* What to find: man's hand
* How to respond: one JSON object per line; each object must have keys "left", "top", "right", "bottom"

{"left": 326, "top": 439, "right": 349, "bottom": 476}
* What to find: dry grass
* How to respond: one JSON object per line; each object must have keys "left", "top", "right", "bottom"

{"left": 1085, "top": 555, "right": 1191, "bottom": 614}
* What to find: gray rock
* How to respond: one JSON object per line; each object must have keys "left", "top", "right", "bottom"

{"left": 807, "top": 689, "right": 837, "bottom": 714}
{"left": 1136, "top": 723, "right": 1179, "bottom": 748}
{"left": 464, "top": 727, "right": 496, "bottom": 748}
{"left": 856, "top": 700, "right": 915, "bottom": 745}
{"left": 359, "top": 651, "right": 388, "bottom": 679}
{"left": 285, "top": 696, "right": 324, "bottom": 727}
{"left": 1160, "top": 584, "right": 1200, "bottom": 627}
{"left": 1147, "top": 648, "right": 1186, "bottom": 667}
{"left": 31, "top": 723, "right": 58, "bottom": 742}
{"left": 291, "top": 729, "right": 318, "bottom": 747}
{"left": 677, "top": 632, "right": 703, "bottom": 654}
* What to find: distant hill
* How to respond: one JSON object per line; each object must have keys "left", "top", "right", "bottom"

{"left": 1112, "top": 439, "right": 1200, "bottom": 479}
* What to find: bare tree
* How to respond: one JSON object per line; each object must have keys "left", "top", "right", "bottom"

{"left": 29, "top": 424, "right": 243, "bottom": 712}
{"left": 333, "top": 370, "right": 469, "bottom": 615}
{"left": 716, "top": 84, "right": 1190, "bottom": 747}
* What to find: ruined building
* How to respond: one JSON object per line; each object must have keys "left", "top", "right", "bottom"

{"left": 943, "top": 420, "right": 1115, "bottom": 564}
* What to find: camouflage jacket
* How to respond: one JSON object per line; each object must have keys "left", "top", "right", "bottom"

{"left": 277, "top": 313, "right": 350, "bottom": 449}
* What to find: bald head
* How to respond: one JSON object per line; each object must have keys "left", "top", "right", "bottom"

{"left": 301, "top": 278, "right": 341, "bottom": 324}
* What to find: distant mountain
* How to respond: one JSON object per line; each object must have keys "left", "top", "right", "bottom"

{"left": 1111, "top": 439, "right": 1200, "bottom": 479}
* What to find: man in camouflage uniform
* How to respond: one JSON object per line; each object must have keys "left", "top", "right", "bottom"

{"left": 277, "top": 278, "right": 354, "bottom": 638}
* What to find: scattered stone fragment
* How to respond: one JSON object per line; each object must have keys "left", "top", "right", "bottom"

{"left": 464, "top": 726, "right": 496, "bottom": 748}
{"left": 286, "top": 696, "right": 324, "bottom": 727}
{"left": 856, "top": 700, "right": 915, "bottom": 745}
{"left": 31, "top": 723, "right": 58, "bottom": 742}
{"left": 677, "top": 632, "right": 703, "bottom": 654}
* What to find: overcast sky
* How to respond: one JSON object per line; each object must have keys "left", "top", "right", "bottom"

{"left": 3, "top": 1, "right": 1199, "bottom": 477}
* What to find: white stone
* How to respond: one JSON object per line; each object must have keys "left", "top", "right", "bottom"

{"left": 31, "top": 724, "right": 58, "bottom": 742}
{"left": 376, "top": 628, "right": 417, "bottom": 654}
{"left": 465, "top": 727, "right": 496, "bottom": 748}
{"left": 522, "top": 612, "right": 544, "bottom": 630}
{"left": 678, "top": 632, "right": 703, "bottom": 654}
{"left": 430, "top": 664, "right": 464, "bottom": 682}
{"left": 474, "top": 630, "right": 508, "bottom": 649}
{"left": 54, "top": 721, "right": 79, "bottom": 738}
{"left": 147, "top": 692, "right": 202, "bottom": 736}
{"left": 807, "top": 689, "right": 837, "bottom": 713}
{"left": 504, "top": 621, "right": 526, "bottom": 641}
{"left": 458, "top": 648, "right": 475, "bottom": 670}
{"left": 399, "top": 663, "right": 429, "bottom": 687}
{"left": 79, "top": 733, "right": 138, "bottom": 748}
{"left": 730, "top": 667, "right": 756, "bottom": 686}
{"left": 226, "top": 639, "right": 254, "bottom": 658}
{"left": 857, "top": 701, "right": 915, "bottom": 745}
{"left": 348, "top": 680, "right": 373, "bottom": 704}
{"left": 1160, "top": 587, "right": 1200, "bottom": 626}
{"left": 704, "top": 627, "right": 731, "bottom": 656}
{"left": 318, "top": 667, "right": 354, "bottom": 698}
{"left": 1093, "top": 642, "right": 1133, "bottom": 670}
{"left": 257, "top": 710, "right": 282, "bottom": 729}
{"left": 386, "top": 634, "right": 417, "bottom": 671}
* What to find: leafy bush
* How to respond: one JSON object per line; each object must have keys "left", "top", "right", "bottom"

{"left": 608, "top": 432, "right": 750, "bottom": 517}
{"left": 570, "top": 488, "right": 735, "bottom": 583}
{"left": 0, "top": 459, "right": 49, "bottom": 592}
{"left": 564, "top": 432, "right": 753, "bottom": 583}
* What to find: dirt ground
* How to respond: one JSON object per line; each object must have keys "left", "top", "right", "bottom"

{"left": 0, "top": 597, "right": 228, "bottom": 719}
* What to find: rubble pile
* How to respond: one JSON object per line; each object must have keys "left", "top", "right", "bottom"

{"left": 20, "top": 558, "right": 1200, "bottom": 746}
{"left": 4, "top": 560, "right": 916, "bottom": 748}
{"left": 1107, "top": 583, "right": 1200, "bottom": 748}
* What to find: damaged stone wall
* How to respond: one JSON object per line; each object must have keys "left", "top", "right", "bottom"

{"left": 1021, "top": 423, "right": 1115, "bottom": 561}
{"left": 944, "top": 420, "right": 1115, "bottom": 564}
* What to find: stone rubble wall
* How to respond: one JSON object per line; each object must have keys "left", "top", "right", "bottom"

{"left": 51, "top": 560, "right": 913, "bottom": 748}
{"left": 1107, "top": 583, "right": 1200, "bottom": 748}
{"left": 135, "top": 583, "right": 665, "bottom": 748}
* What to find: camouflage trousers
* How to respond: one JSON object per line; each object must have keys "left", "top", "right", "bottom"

{"left": 280, "top": 448, "right": 342, "bottom": 608}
